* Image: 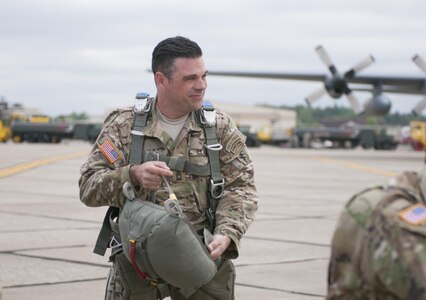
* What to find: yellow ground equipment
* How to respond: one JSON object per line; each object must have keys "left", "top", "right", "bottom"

{"left": 0, "top": 101, "right": 11, "bottom": 142}
{"left": 410, "top": 121, "right": 426, "bottom": 151}
{"left": 0, "top": 116, "right": 11, "bottom": 142}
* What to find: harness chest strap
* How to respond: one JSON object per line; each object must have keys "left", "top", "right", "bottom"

{"left": 144, "top": 152, "right": 210, "bottom": 176}
{"left": 130, "top": 97, "right": 224, "bottom": 203}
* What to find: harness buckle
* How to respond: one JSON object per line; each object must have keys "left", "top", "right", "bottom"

{"left": 164, "top": 198, "right": 183, "bottom": 216}
{"left": 204, "top": 143, "right": 222, "bottom": 151}
{"left": 210, "top": 178, "right": 225, "bottom": 199}
{"left": 134, "top": 92, "right": 152, "bottom": 114}
{"left": 109, "top": 236, "right": 122, "bottom": 249}
{"left": 123, "top": 182, "right": 136, "bottom": 200}
{"left": 130, "top": 130, "right": 145, "bottom": 136}
{"left": 199, "top": 101, "right": 216, "bottom": 127}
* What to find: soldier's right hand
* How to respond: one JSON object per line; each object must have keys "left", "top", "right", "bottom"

{"left": 129, "top": 161, "right": 173, "bottom": 191}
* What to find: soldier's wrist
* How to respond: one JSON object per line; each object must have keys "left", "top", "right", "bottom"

{"left": 128, "top": 165, "right": 140, "bottom": 188}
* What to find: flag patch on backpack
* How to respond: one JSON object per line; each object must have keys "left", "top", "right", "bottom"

{"left": 399, "top": 203, "right": 426, "bottom": 225}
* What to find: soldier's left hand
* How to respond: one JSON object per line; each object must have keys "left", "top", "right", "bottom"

{"left": 208, "top": 234, "right": 231, "bottom": 260}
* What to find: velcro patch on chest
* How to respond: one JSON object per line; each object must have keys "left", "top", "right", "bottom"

{"left": 98, "top": 139, "right": 122, "bottom": 164}
{"left": 399, "top": 203, "right": 426, "bottom": 225}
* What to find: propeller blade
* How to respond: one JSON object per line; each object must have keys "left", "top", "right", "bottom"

{"left": 315, "top": 45, "right": 337, "bottom": 74}
{"left": 305, "top": 87, "right": 327, "bottom": 105}
{"left": 413, "top": 54, "right": 426, "bottom": 73}
{"left": 352, "top": 55, "right": 375, "bottom": 73}
{"left": 412, "top": 96, "right": 426, "bottom": 115}
{"left": 346, "top": 92, "right": 363, "bottom": 114}
{"left": 344, "top": 55, "right": 375, "bottom": 78}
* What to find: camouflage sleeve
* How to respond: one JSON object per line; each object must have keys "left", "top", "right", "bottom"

{"left": 78, "top": 109, "right": 133, "bottom": 207}
{"left": 214, "top": 110, "right": 258, "bottom": 259}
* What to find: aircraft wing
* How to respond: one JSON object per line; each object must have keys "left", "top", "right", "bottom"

{"left": 208, "top": 71, "right": 425, "bottom": 95}
{"left": 348, "top": 75, "right": 425, "bottom": 93}
{"left": 208, "top": 71, "right": 326, "bottom": 82}
{"left": 208, "top": 48, "right": 426, "bottom": 116}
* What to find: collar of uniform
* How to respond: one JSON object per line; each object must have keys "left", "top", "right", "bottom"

{"left": 142, "top": 98, "right": 204, "bottom": 151}
{"left": 187, "top": 110, "right": 204, "bottom": 133}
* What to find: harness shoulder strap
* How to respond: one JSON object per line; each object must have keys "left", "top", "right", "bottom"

{"left": 93, "top": 92, "right": 153, "bottom": 256}
{"left": 196, "top": 101, "right": 224, "bottom": 232}
{"left": 130, "top": 92, "right": 153, "bottom": 165}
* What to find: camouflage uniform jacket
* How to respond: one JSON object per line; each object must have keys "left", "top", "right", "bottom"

{"left": 327, "top": 171, "right": 426, "bottom": 299}
{"left": 79, "top": 100, "right": 258, "bottom": 259}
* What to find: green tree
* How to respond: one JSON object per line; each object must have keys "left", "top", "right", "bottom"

{"left": 55, "top": 112, "right": 89, "bottom": 121}
{"left": 260, "top": 103, "right": 426, "bottom": 126}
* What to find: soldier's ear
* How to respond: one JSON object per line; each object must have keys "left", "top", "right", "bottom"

{"left": 154, "top": 72, "right": 168, "bottom": 86}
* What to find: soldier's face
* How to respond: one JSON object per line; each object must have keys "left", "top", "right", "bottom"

{"left": 162, "top": 57, "right": 207, "bottom": 116}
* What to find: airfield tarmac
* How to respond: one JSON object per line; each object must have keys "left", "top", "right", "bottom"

{"left": 0, "top": 141, "right": 424, "bottom": 300}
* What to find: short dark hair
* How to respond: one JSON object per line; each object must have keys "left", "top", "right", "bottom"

{"left": 152, "top": 36, "right": 203, "bottom": 78}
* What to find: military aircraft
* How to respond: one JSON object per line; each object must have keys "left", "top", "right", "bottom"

{"left": 208, "top": 46, "right": 426, "bottom": 116}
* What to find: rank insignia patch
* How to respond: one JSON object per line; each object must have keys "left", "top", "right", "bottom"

{"left": 99, "top": 140, "right": 121, "bottom": 164}
{"left": 399, "top": 203, "right": 426, "bottom": 225}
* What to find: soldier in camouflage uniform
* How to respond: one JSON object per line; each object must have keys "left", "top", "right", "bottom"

{"left": 327, "top": 169, "right": 426, "bottom": 299}
{"left": 79, "top": 36, "right": 258, "bottom": 299}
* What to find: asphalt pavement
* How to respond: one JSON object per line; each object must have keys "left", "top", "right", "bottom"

{"left": 0, "top": 141, "right": 423, "bottom": 299}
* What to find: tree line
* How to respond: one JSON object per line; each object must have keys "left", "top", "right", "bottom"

{"left": 267, "top": 104, "right": 426, "bottom": 127}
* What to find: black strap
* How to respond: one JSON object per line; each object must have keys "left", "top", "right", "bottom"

{"left": 93, "top": 206, "right": 120, "bottom": 256}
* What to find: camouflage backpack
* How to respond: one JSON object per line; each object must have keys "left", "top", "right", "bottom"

{"left": 327, "top": 172, "right": 426, "bottom": 299}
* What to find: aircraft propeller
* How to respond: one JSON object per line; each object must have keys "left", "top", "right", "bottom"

{"left": 412, "top": 55, "right": 426, "bottom": 115}
{"left": 306, "top": 45, "right": 375, "bottom": 115}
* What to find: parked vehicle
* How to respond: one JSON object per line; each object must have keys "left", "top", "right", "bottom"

{"left": 238, "top": 125, "right": 261, "bottom": 147}
{"left": 0, "top": 100, "right": 101, "bottom": 143}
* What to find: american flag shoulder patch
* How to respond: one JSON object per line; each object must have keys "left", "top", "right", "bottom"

{"left": 399, "top": 203, "right": 426, "bottom": 226}
{"left": 98, "top": 139, "right": 121, "bottom": 164}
